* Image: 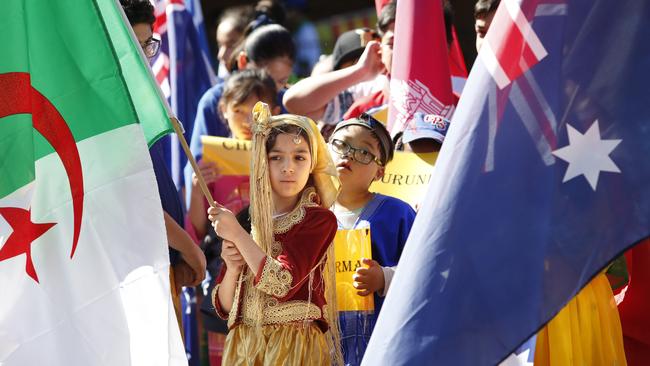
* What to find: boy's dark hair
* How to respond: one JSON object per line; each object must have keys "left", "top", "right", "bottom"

{"left": 265, "top": 124, "right": 311, "bottom": 153}
{"left": 119, "top": 0, "right": 155, "bottom": 27}
{"left": 361, "top": 114, "right": 395, "bottom": 165}
{"left": 245, "top": 24, "right": 296, "bottom": 64}
{"left": 377, "top": 1, "right": 397, "bottom": 36}
{"left": 474, "top": 0, "right": 501, "bottom": 18}
{"left": 220, "top": 69, "right": 277, "bottom": 108}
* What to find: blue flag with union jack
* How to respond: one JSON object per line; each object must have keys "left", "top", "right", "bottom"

{"left": 362, "top": 0, "right": 650, "bottom": 364}
{"left": 152, "top": 0, "right": 216, "bottom": 189}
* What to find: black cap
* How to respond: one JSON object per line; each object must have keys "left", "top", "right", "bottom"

{"left": 331, "top": 28, "right": 378, "bottom": 70}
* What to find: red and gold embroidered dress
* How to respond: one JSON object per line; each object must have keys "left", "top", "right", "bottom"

{"left": 213, "top": 188, "right": 337, "bottom": 365}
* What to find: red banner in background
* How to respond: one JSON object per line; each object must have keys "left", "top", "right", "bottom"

{"left": 387, "top": 0, "right": 455, "bottom": 137}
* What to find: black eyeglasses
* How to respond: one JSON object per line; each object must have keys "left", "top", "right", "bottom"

{"left": 141, "top": 37, "right": 161, "bottom": 59}
{"left": 329, "top": 139, "right": 383, "bottom": 166}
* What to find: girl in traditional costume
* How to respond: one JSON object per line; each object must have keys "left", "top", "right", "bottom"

{"left": 187, "top": 69, "right": 278, "bottom": 366}
{"left": 207, "top": 102, "right": 343, "bottom": 365}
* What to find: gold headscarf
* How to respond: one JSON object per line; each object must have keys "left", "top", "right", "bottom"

{"left": 248, "top": 102, "right": 342, "bottom": 364}
{"left": 251, "top": 101, "right": 338, "bottom": 208}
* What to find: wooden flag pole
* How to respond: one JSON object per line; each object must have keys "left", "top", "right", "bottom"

{"left": 170, "top": 117, "right": 217, "bottom": 208}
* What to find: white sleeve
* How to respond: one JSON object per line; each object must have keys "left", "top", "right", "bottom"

{"left": 379, "top": 265, "right": 397, "bottom": 297}
{"left": 349, "top": 74, "right": 387, "bottom": 99}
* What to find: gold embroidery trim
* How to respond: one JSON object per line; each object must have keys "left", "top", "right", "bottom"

{"left": 270, "top": 240, "right": 283, "bottom": 257}
{"left": 228, "top": 187, "right": 324, "bottom": 327}
{"left": 255, "top": 257, "right": 293, "bottom": 298}
{"left": 211, "top": 284, "right": 221, "bottom": 314}
{"left": 273, "top": 187, "right": 319, "bottom": 234}
{"left": 237, "top": 270, "right": 324, "bottom": 327}
{"left": 261, "top": 300, "right": 322, "bottom": 325}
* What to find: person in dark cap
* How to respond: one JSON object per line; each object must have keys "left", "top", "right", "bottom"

{"left": 332, "top": 28, "right": 380, "bottom": 71}
{"left": 282, "top": 22, "right": 387, "bottom": 126}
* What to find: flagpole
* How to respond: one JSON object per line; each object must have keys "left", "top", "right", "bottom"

{"left": 170, "top": 117, "right": 217, "bottom": 208}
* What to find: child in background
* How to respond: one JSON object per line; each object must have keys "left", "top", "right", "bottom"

{"left": 186, "top": 23, "right": 295, "bottom": 204}
{"left": 328, "top": 113, "right": 416, "bottom": 366}
{"left": 186, "top": 69, "right": 277, "bottom": 365}
{"left": 208, "top": 102, "right": 343, "bottom": 365}
{"left": 187, "top": 69, "right": 278, "bottom": 240}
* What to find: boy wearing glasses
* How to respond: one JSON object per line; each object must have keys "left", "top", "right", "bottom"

{"left": 121, "top": 0, "right": 161, "bottom": 59}
{"left": 120, "top": 0, "right": 206, "bottom": 331}
{"left": 328, "top": 114, "right": 416, "bottom": 366}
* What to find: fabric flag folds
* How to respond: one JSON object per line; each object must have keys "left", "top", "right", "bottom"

{"left": 0, "top": 1, "right": 185, "bottom": 365}
{"left": 448, "top": 26, "right": 468, "bottom": 98}
{"left": 363, "top": 0, "right": 650, "bottom": 365}
{"left": 387, "top": 0, "right": 455, "bottom": 138}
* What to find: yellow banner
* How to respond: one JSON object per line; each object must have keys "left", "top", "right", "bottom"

{"left": 201, "top": 136, "right": 251, "bottom": 176}
{"left": 334, "top": 228, "right": 374, "bottom": 312}
{"left": 202, "top": 136, "right": 436, "bottom": 208}
{"left": 370, "top": 151, "right": 437, "bottom": 209}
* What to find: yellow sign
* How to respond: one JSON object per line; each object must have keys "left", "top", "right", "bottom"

{"left": 202, "top": 136, "right": 437, "bottom": 209}
{"left": 368, "top": 105, "right": 388, "bottom": 124}
{"left": 370, "top": 151, "right": 437, "bottom": 209}
{"left": 201, "top": 136, "right": 251, "bottom": 176}
{"left": 334, "top": 228, "right": 374, "bottom": 312}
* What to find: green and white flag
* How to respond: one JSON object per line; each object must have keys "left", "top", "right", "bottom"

{"left": 0, "top": 1, "right": 186, "bottom": 365}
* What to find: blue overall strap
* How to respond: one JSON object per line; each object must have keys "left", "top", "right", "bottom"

{"left": 354, "top": 194, "right": 387, "bottom": 228}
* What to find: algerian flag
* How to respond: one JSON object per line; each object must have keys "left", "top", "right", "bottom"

{"left": 0, "top": 1, "right": 186, "bottom": 365}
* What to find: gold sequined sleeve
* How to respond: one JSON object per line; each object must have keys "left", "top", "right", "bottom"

{"left": 253, "top": 256, "right": 294, "bottom": 298}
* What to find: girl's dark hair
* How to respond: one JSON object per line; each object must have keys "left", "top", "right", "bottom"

{"left": 246, "top": 24, "right": 295, "bottom": 64}
{"left": 120, "top": 0, "right": 155, "bottom": 26}
{"left": 265, "top": 124, "right": 310, "bottom": 153}
{"left": 220, "top": 69, "right": 277, "bottom": 108}
{"left": 225, "top": 24, "right": 295, "bottom": 73}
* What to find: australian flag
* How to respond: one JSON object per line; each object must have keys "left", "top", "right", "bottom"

{"left": 362, "top": 0, "right": 650, "bottom": 365}
{"left": 152, "top": 0, "right": 216, "bottom": 189}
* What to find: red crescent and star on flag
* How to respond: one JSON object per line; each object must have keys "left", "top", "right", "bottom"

{"left": 0, "top": 72, "right": 85, "bottom": 283}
